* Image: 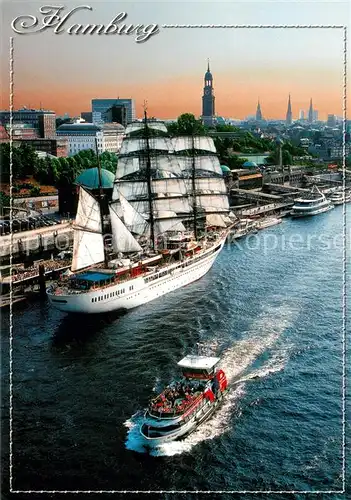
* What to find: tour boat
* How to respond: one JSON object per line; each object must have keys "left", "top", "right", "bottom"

{"left": 328, "top": 189, "right": 351, "bottom": 206}
{"left": 256, "top": 216, "right": 282, "bottom": 230}
{"left": 47, "top": 113, "right": 235, "bottom": 314}
{"left": 291, "top": 185, "right": 334, "bottom": 218}
{"left": 139, "top": 355, "right": 228, "bottom": 447}
{"left": 231, "top": 218, "right": 258, "bottom": 239}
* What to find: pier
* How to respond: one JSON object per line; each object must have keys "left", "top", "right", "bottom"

{"left": 0, "top": 222, "right": 73, "bottom": 260}
{"left": 230, "top": 188, "right": 282, "bottom": 204}
{"left": 235, "top": 201, "right": 294, "bottom": 217}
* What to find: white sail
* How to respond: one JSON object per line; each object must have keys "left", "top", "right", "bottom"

{"left": 125, "top": 121, "right": 168, "bottom": 135}
{"left": 75, "top": 187, "right": 102, "bottom": 233}
{"left": 206, "top": 214, "right": 227, "bottom": 228}
{"left": 119, "top": 137, "right": 170, "bottom": 155}
{"left": 114, "top": 155, "right": 183, "bottom": 182}
{"left": 196, "top": 194, "right": 230, "bottom": 212}
{"left": 172, "top": 136, "right": 217, "bottom": 153}
{"left": 175, "top": 156, "right": 223, "bottom": 176}
{"left": 119, "top": 193, "right": 148, "bottom": 235}
{"left": 117, "top": 179, "right": 187, "bottom": 201}
{"left": 118, "top": 181, "right": 148, "bottom": 200}
{"left": 71, "top": 187, "right": 105, "bottom": 272}
{"left": 114, "top": 157, "right": 140, "bottom": 182}
{"left": 192, "top": 178, "right": 227, "bottom": 194}
{"left": 109, "top": 203, "right": 143, "bottom": 253}
{"left": 155, "top": 218, "right": 186, "bottom": 234}
{"left": 71, "top": 230, "right": 105, "bottom": 272}
{"left": 153, "top": 197, "right": 192, "bottom": 214}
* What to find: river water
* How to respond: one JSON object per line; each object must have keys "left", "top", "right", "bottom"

{"left": 1, "top": 206, "right": 349, "bottom": 498}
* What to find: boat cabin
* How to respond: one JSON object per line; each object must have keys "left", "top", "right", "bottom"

{"left": 177, "top": 355, "right": 220, "bottom": 380}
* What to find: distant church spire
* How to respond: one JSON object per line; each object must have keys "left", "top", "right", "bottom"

{"left": 286, "top": 94, "right": 292, "bottom": 125}
{"left": 308, "top": 98, "right": 313, "bottom": 123}
{"left": 256, "top": 98, "right": 262, "bottom": 121}
{"left": 202, "top": 60, "right": 215, "bottom": 127}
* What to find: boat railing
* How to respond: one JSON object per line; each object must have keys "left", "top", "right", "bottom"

{"left": 148, "top": 392, "right": 204, "bottom": 419}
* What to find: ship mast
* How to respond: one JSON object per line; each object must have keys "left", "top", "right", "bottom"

{"left": 143, "top": 104, "right": 156, "bottom": 250}
{"left": 95, "top": 138, "right": 108, "bottom": 267}
{"left": 191, "top": 133, "right": 198, "bottom": 241}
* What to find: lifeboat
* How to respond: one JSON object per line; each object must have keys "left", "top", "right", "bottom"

{"left": 139, "top": 355, "right": 228, "bottom": 447}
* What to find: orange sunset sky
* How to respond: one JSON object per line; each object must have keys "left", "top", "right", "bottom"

{"left": 1, "top": 1, "right": 349, "bottom": 120}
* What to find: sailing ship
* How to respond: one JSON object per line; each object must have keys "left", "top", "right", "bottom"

{"left": 47, "top": 113, "right": 235, "bottom": 314}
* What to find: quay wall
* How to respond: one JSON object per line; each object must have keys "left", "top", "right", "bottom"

{"left": 0, "top": 223, "right": 73, "bottom": 260}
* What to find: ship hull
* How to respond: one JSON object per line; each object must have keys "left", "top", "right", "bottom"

{"left": 140, "top": 389, "right": 228, "bottom": 448}
{"left": 291, "top": 203, "right": 334, "bottom": 218}
{"left": 47, "top": 237, "right": 226, "bottom": 314}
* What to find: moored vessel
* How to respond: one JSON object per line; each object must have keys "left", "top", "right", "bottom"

{"left": 256, "top": 216, "right": 282, "bottom": 230}
{"left": 231, "top": 218, "right": 258, "bottom": 239}
{"left": 291, "top": 185, "right": 334, "bottom": 218}
{"left": 139, "top": 355, "right": 228, "bottom": 447}
{"left": 328, "top": 188, "right": 351, "bottom": 206}
{"left": 47, "top": 112, "right": 235, "bottom": 314}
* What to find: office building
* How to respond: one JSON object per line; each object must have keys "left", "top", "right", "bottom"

{"left": 92, "top": 99, "right": 135, "bottom": 124}
{"left": 0, "top": 108, "right": 56, "bottom": 138}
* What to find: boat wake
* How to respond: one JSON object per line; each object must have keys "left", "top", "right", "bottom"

{"left": 124, "top": 304, "right": 297, "bottom": 456}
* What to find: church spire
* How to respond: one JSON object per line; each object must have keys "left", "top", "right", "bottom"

{"left": 256, "top": 98, "right": 262, "bottom": 121}
{"left": 308, "top": 98, "right": 313, "bottom": 123}
{"left": 202, "top": 61, "right": 215, "bottom": 127}
{"left": 286, "top": 94, "right": 292, "bottom": 125}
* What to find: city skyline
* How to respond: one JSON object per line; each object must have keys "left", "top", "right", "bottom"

{"left": 1, "top": 1, "right": 349, "bottom": 120}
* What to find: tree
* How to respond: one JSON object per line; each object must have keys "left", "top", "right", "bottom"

{"left": 0, "top": 191, "right": 10, "bottom": 214}
{"left": 30, "top": 185, "right": 41, "bottom": 196}
{"left": 167, "top": 113, "right": 206, "bottom": 136}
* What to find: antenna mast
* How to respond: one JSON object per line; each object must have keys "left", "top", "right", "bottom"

{"left": 95, "top": 138, "right": 108, "bottom": 266}
{"left": 143, "top": 102, "right": 156, "bottom": 251}
{"left": 191, "top": 133, "right": 198, "bottom": 241}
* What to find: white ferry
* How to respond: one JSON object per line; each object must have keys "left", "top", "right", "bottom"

{"left": 139, "top": 355, "right": 228, "bottom": 447}
{"left": 329, "top": 189, "right": 351, "bottom": 206}
{"left": 291, "top": 185, "right": 334, "bottom": 218}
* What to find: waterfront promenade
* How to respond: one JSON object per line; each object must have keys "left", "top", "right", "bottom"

{"left": 0, "top": 222, "right": 73, "bottom": 259}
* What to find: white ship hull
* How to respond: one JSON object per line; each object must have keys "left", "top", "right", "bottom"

{"left": 47, "top": 237, "right": 226, "bottom": 314}
{"left": 291, "top": 203, "right": 334, "bottom": 218}
{"left": 140, "top": 395, "right": 225, "bottom": 447}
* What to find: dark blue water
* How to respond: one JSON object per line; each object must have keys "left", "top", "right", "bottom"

{"left": 1, "top": 206, "right": 350, "bottom": 498}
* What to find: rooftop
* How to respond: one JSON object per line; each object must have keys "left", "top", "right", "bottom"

{"left": 73, "top": 271, "right": 115, "bottom": 283}
{"left": 75, "top": 168, "right": 115, "bottom": 189}
{"left": 177, "top": 355, "right": 220, "bottom": 370}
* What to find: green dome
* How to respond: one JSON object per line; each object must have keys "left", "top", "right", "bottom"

{"left": 242, "top": 161, "right": 258, "bottom": 168}
{"left": 220, "top": 165, "right": 231, "bottom": 173}
{"left": 75, "top": 168, "right": 114, "bottom": 189}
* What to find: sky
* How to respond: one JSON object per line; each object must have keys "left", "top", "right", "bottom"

{"left": 1, "top": 1, "right": 350, "bottom": 120}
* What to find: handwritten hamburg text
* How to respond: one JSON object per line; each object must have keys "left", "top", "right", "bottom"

{"left": 11, "top": 5, "right": 160, "bottom": 43}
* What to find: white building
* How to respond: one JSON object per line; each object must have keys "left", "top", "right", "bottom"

{"left": 100, "top": 123, "right": 125, "bottom": 154}
{"left": 57, "top": 121, "right": 125, "bottom": 156}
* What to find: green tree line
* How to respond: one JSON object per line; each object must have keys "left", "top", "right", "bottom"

{"left": 0, "top": 144, "right": 118, "bottom": 186}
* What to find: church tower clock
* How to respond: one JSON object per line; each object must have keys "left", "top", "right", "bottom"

{"left": 202, "top": 60, "right": 215, "bottom": 126}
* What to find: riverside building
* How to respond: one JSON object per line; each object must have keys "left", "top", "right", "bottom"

{"left": 56, "top": 120, "right": 125, "bottom": 156}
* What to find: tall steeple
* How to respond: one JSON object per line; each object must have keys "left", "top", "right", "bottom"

{"left": 202, "top": 60, "right": 215, "bottom": 127}
{"left": 286, "top": 94, "right": 292, "bottom": 125}
{"left": 308, "top": 98, "right": 313, "bottom": 123}
{"left": 256, "top": 98, "right": 262, "bottom": 121}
